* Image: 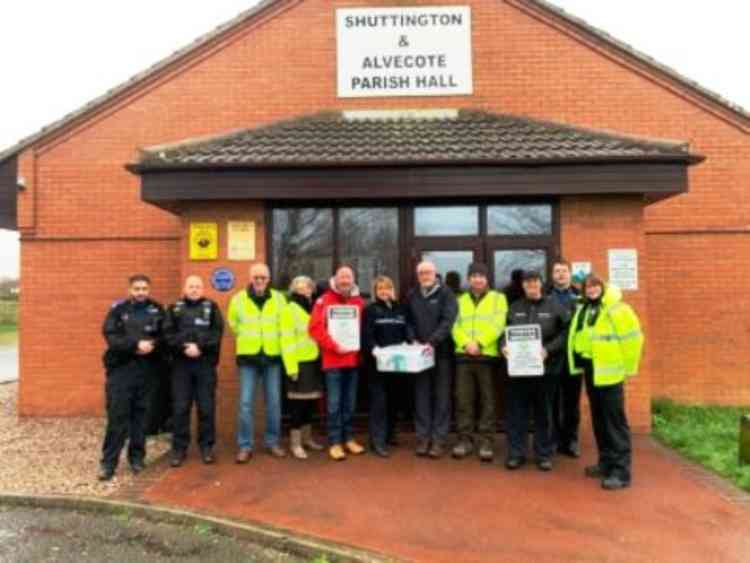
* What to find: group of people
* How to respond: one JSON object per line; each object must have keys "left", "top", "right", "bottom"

{"left": 98, "top": 258, "right": 643, "bottom": 491}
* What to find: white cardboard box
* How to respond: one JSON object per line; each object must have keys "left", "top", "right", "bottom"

{"left": 373, "top": 344, "right": 435, "bottom": 373}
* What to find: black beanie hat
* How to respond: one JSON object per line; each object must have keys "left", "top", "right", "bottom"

{"left": 467, "top": 262, "right": 489, "bottom": 278}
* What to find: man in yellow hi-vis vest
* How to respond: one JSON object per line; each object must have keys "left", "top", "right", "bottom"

{"left": 228, "top": 263, "right": 288, "bottom": 463}
{"left": 451, "top": 263, "right": 508, "bottom": 462}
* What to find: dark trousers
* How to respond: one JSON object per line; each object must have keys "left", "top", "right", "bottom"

{"left": 143, "top": 359, "right": 172, "bottom": 435}
{"left": 505, "top": 376, "right": 554, "bottom": 460}
{"left": 289, "top": 399, "right": 316, "bottom": 429}
{"left": 368, "top": 372, "right": 398, "bottom": 448}
{"left": 414, "top": 357, "right": 452, "bottom": 444}
{"left": 171, "top": 358, "right": 217, "bottom": 453}
{"left": 101, "top": 363, "right": 147, "bottom": 469}
{"left": 583, "top": 361, "right": 632, "bottom": 482}
{"left": 455, "top": 361, "right": 496, "bottom": 446}
{"left": 552, "top": 368, "right": 583, "bottom": 449}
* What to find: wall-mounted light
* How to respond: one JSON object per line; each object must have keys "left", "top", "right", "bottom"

{"left": 17, "top": 176, "right": 26, "bottom": 191}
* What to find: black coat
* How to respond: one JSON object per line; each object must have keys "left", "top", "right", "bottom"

{"left": 546, "top": 286, "right": 580, "bottom": 374}
{"left": 504, "top": 295, "right": 570, "bottom": 376}
{"left": 164, "top": 297, "right": 224, "bottom": 366}
{"left": 363, "top": 299, "right": 414, "bottom": 354}
{"left": 406, "top": 285, "right": 458, "bottom": 358}
{"left": 102, "top": 298, "right": 165, "bottom": 370}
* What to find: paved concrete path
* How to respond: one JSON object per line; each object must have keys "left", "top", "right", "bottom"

{"left": 0, "top": 346, "right": 17, "bottom": 383}
{"left": 0, "top": 505, "right": 305, "bottom": 562}
{"left": 141, "top": 433, "right": 750, "bottom": 563}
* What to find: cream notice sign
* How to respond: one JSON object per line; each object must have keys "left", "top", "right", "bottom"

{"left": 337, "top": 6, "right": 473, "bottom": 98}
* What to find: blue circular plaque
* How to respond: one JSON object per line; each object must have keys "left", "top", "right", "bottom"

{"left": 211, "top": 268, "right": 236, "bottom": 292}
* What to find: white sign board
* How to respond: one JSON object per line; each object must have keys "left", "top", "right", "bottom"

{"left": 327, "top": 305, "right": 361, "bottom": 352}
{"left": 336, "top": 6, "right": 473, "bottom": 98}
{"left": 506, "top": 324, "right": 544, "bottom": 377}
{"left": 608, "top": 249, "right": 638, "bottom": 291}
{"left": 227, "top": 221, "right": 255, "bottom": 261}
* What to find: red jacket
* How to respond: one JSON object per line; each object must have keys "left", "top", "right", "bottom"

{"left": 309, "top": 279, "right": 365, "bottom": 371}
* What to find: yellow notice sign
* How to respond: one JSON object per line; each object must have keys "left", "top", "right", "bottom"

{"left": 189, "top": 222, "right": 218, "bottom": 260}
{"left": 228, "top": 221, "right": 256, "bottom": 261}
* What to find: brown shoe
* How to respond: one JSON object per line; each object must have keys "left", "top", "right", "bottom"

{"left": 329, "top": 444, "right": 347, "bottom": 461}
{"left": 428, "top": 441, "right": 445, "bottom": 459}
{"left": 235, "top": 449, "right": 252, "bottom": 464}
{"left": 267, "top": 445, "right": 287, "bottom": 458}
{"left": 345, "top": 439, "right": 365, "bottom": 455}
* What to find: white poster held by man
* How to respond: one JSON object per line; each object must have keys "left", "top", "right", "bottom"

{"left": 506, "top": 324, "right": 544, "bottom": 377}
{"left": 327, "top": 305, "right": 361, "bottom": 351}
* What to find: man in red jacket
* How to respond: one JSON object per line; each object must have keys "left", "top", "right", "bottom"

{"left": 310, "top": 265, "right": 366, "bottom": 461}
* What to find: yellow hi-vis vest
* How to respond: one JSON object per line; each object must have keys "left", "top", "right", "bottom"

{"left": 567, "top": 286, "right": 644, "bottom": 387}
{"left": 452, "top": 290, "right": 508, "bottom": 358}
{"left": 280, "top": 301, "right": 319, "bottom": 377}
{"left": 227, "top": 289, "right": 286, "bottom": 357}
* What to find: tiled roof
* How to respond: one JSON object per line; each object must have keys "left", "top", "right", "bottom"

{"left": 130, "top": 109, "right": 701, "bottom": 170}
{"left": 1, "top": 0, "right": 746, "bottom": 164}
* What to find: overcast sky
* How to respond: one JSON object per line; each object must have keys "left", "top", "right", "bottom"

{"left": 0, "top": 0, "right": 748, "bottom": 279}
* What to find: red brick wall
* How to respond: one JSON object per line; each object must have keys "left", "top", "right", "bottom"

{"left": 176, "top": 203, "right": 267, "bottom": 441}
{"left": 561, "top": 195, "right": 650, "bottom": 431}
{"left": 16, "top": 0, "right": 749, "bottom": 426}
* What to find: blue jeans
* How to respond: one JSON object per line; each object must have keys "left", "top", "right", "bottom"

{"left": 325, "top": 368, "right": 359, "bottom": 445}
{"left": 237, "top": 363, "right": 282, "bottom": 450}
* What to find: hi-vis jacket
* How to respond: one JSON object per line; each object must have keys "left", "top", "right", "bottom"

{"left": 452, "top": 290, "right": 508, "bottom": 358}
{"left": 280, "top": 300, "right": 319, "bottom": 377}
{"left": 568, "top": 285, "right": 644, "bottom": 387}
{"left": 227, "top": 288, "right": 287, "bottom": 357}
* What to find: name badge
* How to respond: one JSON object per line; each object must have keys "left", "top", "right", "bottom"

{"left": 194, "top": 318, "right": 210, "bottom": 327}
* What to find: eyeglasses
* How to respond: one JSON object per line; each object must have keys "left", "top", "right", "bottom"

{"left": 252, "top": 276, "right": 269, "bottom": 281}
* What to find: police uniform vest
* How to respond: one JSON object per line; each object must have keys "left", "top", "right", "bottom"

{"left": 228, "top": 288, "right": 286, "bottom": 357}
{"left": 103, "top": 299, "right": 164, "bottom": 369}
{"left": 280, "top": 301, "right": 319, "bottom": 376}
{"left": 452, "top": 290, "right": 508, "bottom": 358}
{"left": 171, "top": 299, "right": 214, "bottom": 338}
{"left": 567, "top": 288, "right": 644, "bottom": 387}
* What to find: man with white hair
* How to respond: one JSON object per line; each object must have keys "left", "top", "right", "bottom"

{"left": 164, "top": 275, "right": 223, "bottom": 467}
{"left": 406, "top": 260, "right": 458, "bottom": 458}
{"left": 228, "top": 263, "right": 288, "bottom": 462}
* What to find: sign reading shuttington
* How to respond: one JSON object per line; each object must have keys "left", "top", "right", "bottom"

{"left": 336, "top": 6, "right": 473, "bottom": 98}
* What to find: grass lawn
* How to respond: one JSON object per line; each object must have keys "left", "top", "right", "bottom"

{"left": 652, "top": 398, "right": 750, "bottom": 493}
{"left": 0, "top": 325, "right": 17, "bottom": 345}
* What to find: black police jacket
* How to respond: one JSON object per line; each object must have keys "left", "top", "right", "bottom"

{"left": 163, "top": 297, "right": 224, "bottom": 366}
{"left": 503, "top": 295, "right": 570, "bottom": 376}
{"left": 102, "top": 298, "right": 165, "bottom": 370}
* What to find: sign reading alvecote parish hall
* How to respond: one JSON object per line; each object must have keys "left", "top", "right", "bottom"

{"left": 337, "top": 6, "right": 473, "bottom": 98}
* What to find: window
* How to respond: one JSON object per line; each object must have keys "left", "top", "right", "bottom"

{"left": 272, "top": 207, "right": 400, "bottom": 294}
{"left": 487, "top": 205, "right": 552, "bottom": 235}
{"left": 272, "top": 208, "right": 333, "bottom": 290}
{"left": 493, "top": 249, "right": 548, "bottom": 288}
{"left": 339, "top": 208, "right": 399, "bottom": 295}
{"left": 415, "top": 206, "right": 479, "bottom": 236}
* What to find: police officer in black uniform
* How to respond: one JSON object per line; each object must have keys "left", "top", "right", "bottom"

{"left": 164, "top": 275, "right": 224, "bottom": 467}
{"left": 502, "top": 270, "right": 570, "bottom": 472}
{"left": 99, "top": 274, "right": 165, "bottom": 481}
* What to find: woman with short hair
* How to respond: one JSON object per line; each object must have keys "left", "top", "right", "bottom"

{"left": 280, "top": 276, "right": 325, "bottom": 459}
{"left": 363, "top": 275, "right": 413, "bottom": 458}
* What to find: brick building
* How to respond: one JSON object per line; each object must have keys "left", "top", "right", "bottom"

{"left": 0, "top": 0, "right": 748, "bottom": 435}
